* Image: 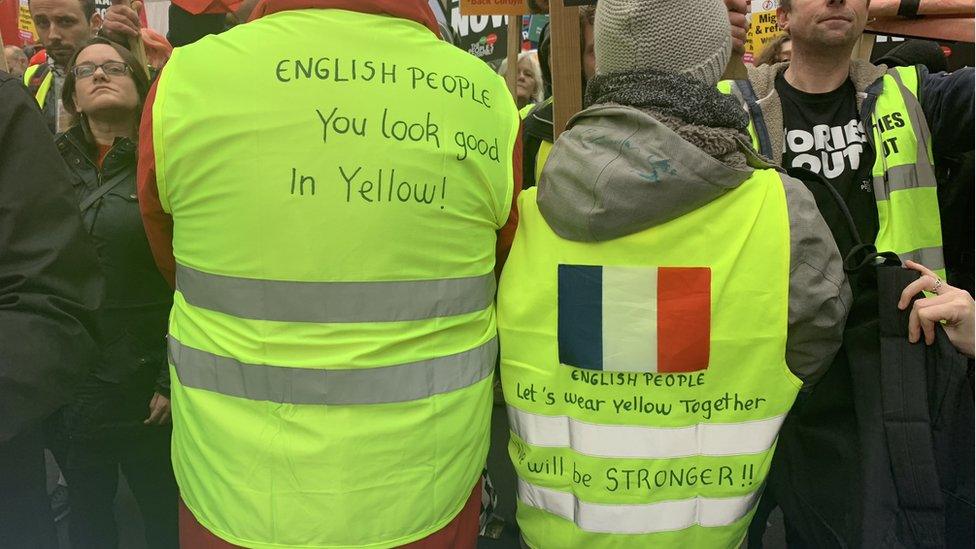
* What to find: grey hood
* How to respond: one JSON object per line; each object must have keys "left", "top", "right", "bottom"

{"left": 537, "top": 103, "right": 772, "bottom": 242}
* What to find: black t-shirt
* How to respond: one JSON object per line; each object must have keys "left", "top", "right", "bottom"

{"left": 776, "top": 72, "right": 879, "bottom": 259}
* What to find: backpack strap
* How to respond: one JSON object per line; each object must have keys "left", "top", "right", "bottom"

{"left": 79, "top": 170, "right": 131, "bottom": 212}
{"left": 733, "top": 79, "right": 774, "bottom": 159}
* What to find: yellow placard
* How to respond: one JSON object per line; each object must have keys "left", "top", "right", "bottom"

{"left": 749, "top": 1, "right": 785, "bottom": 63}
{"left": 18, "top": 0, "right": 37, "bottom": 42}
{"left": 461, "top": 0, "right": 527, "bottom": 16}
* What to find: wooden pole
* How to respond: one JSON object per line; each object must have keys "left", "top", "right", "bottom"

{"left": 506, "top": 16, "right": 520, "bottom": 98}
{"left": 549, "top": 0, "right": 581, "bottom": 139}
{"left": 121, "top": 0, "right": 150, "bottom": 77}
{"left": 852, "top": 32, "right": 875, "bottom": 62}
{"left": 0, "top": 27, "right": 9, "bottom": 74}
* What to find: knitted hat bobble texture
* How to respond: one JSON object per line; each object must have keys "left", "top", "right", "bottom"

{"left": 594, "top": 0, "right": 733, "bottom": 86}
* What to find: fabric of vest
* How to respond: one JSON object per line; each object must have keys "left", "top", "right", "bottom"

{"left": 152, "top": 9, "right": 518, "bottom": 548}
{"left": 534, "top": 139, "right": 552, "bottom": 185}
{"left": 22, "top": 64, "right": 52, "bottom": 109}
{"left": 719, "top": 66, "right": 945, "bottom": 277}
{"left": 497, "top": 170, "right": 800, "bottom": 548}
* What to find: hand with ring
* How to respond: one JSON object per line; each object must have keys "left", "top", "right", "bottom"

{"left": 897, "top": 260, "right": 975, "bottom": 357}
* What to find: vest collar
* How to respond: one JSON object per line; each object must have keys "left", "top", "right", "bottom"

{"left": 247, "top": 0, "right": 440, "bottom": 38}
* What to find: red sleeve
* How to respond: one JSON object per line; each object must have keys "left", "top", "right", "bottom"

{"left": 171, "top": 0, "right": 242, "bottom": 15}
{"left": 138, "top": 78, "right": 176, "bottom": 289}
{"left": 495, "top": 122, "right": 523, "bottom": 278}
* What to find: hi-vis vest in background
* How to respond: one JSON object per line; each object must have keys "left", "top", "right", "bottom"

{"left": 153, "top": 9, "right": 518, "bottom": 548}
{"left": 498, "top": 170, "right": 801, "bottom": 548}
{"left": 23, "top": 63, "right": 53, "bottom": 109}
{"left": 719, "top": 65, "right": 945, "bottom": 277}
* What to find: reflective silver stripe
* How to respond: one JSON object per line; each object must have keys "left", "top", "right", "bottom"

{"left": 872, "top": 70, "right": 937, "bottom": 202}
{"left": 176, "top": 263, "right": 496, "bottom": 323}
{"left": 169, "top": 336, "right": 496, "bottom": 405}
{"left": 872, "top": 164, "right": 938, "bottom": 202}
{"left": 518, "top": 479, "right": 759, "bottom": 534}
{"left": 888, "top": 68, "right": 934, "bottom": 163}
{"left": 898, "top": 246, "right": 945, "bottom": 272}
{"left": 508, "top": 406, "right": 784, "bottom": 459}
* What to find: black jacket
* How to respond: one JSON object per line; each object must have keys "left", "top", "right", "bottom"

{"left": 56, "top": 125, "right": 172, "bottom": 397}
{"left": 522, "top": 98, "right": 553, "bottom": 189}
{"left": 0, "top": 72, "right": 103, "bottom": 442}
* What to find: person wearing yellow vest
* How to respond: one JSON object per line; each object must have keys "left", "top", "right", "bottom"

{"left": 521, "top": 6, "right": 595, "bottom": 189}
{"left": 25, "top": 0, "right": 141, "bottom": 133}
{"left": 498, "top": 51, "right": 544, "bottom": 116}
{"left": 136, "top": 0, "right": 522, "bottom": 546}
{"left": 497, "top": 1, "right": 850, "bottom": 547}
{"left": 721, "top": 0, "right": 973, "bottom": 283}
{"left": 717, "top": 1, "right": 974, "bottom": 544}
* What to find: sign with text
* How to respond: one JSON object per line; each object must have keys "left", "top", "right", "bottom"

{"left": 451, "top": 0, "right": 512, "bottom": 63}
{"left": 460, "top": 0, "right": 526, "bottom": 16}
{"left": 746, "top": 0, "right": 785, "bottom": 64}
{"left": 18, "top": 0, "right": 36, "bottom": 42}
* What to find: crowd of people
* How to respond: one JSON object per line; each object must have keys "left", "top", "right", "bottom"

{"left": 0, "top": 0, "right": 972, "bottom": 548}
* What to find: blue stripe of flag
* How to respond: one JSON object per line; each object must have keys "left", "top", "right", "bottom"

{"left": 558, "top": 265, "right": 603, "bottom": 371}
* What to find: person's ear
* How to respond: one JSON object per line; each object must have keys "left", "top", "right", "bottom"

{"left": 90, "top": 12, "right": 103, "bottom": 32}
{"left": 776, "top": 7, "right": 790, "bottom": 33}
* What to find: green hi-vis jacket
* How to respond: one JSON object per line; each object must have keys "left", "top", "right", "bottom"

{"left": 719, "top": 65, "right": 945, "bottom": 278}
{"left": 152, "top": 8, "right": 518, "bottom": 548}
{"left": 499, "top": 169, "right": 800, "bottom": 548}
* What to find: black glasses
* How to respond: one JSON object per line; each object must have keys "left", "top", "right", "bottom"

{"left": 71, "top": 61, "right": 130, "bottom": 79}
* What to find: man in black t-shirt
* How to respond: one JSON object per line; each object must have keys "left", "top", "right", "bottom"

{"left": 776, "top": 73, "right": 875, "bottom": 256}
{"left": 733, "top": 1, "right": 974, "bottom": 546}
{"left": 739, "top": 0, "right": 972, "bottom": 266}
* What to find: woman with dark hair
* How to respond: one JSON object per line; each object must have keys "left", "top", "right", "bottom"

{"left": 57, "top": 37, "right": 177, "bottom": 549}
{"left": 754, "top": 33, "right": 792, "bottom": 66}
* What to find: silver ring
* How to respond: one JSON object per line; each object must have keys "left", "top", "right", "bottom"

{"left": 931, "top": 278, "right": 944, "bottom": 293}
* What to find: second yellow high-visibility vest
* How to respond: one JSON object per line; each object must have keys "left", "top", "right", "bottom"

{"left": 152, "top": 8, "right": 518, "bottom": 548}
{"left": 498, "top": 169, "right": 800, "bottom": 548}
{"left": 22, "top": 63, "right": 53, "bottom": 109}
{"left": 719, "top": 66, "right": 945, "bottom": 277}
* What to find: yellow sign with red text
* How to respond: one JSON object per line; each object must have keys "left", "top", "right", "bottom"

{"left": 461, "top": 0, "right": 527, "bottom": 16}
{"left": 747, "top": 0, "right": 786, "bottom": 64}
{"left": 18, "top": 0, "right": 37, "bottom": 42}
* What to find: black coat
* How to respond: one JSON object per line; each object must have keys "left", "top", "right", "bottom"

{"left": 0, "top": 72, "right": 103, "bottom": 442}
{"left": 56, "top": 125, "right": 172, "bottom": 401}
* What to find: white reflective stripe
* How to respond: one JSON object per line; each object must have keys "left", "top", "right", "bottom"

{"left": 170, "top": 336, "right": 496, "bottom": 405}
{"left": 508, "top": 406, "right": 784, "bottom": 458}
{"left": 176, "top": 263, "right": 496, "bottom": 324}
{"left": 518, "top": 479, "right": 759, "bottom": 534}
{"left": 898, "top": 246, "right": 945, "bottom": 272}
{"left": 872, "top": 164, "right": 938, "bottom": 202}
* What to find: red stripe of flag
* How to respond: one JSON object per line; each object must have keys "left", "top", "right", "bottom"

{"left": 657, "top": 267, "right": 711, "bottom": 373}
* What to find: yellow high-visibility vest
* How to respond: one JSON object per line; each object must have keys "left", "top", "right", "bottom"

{"left": 23, "top": 63, "right": 53, "bottom": 109}
{"left": 498, "top": 168, "right": 799, "bottom": 548}
{"left": 719, "top": 66, "right": 945, "bottom": 276}
{"left": 153, "top": 9, "right": 518, "bottom": 548}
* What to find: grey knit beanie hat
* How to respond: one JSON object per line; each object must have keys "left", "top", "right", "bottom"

{"left": 594, "top": 0, "right": 732, "bottom": 86}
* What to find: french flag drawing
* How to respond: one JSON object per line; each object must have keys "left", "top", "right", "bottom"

{"left": 558, "top": 265, "right": 711, "bottom": 373}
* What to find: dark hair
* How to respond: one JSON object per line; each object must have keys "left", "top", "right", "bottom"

{"left": 754, "top": 33, "right": 791, "bottom": 66}
{"left": 61, "top": 38, "right": 149, "bottom": 135}
{"left": 28, "top": 0, "right": 97, "bottom": 20}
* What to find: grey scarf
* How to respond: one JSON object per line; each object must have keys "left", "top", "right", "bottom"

{"left": 585, "top": 70, "right": 751, "bottom": 169}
